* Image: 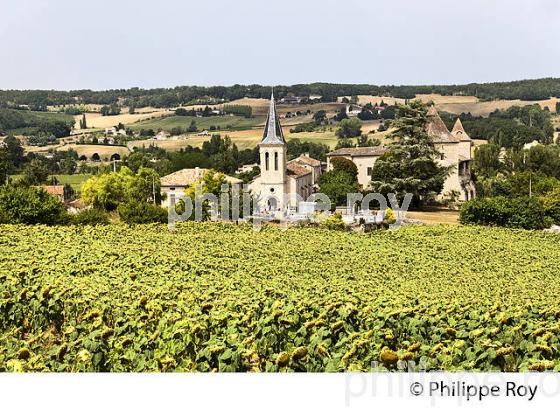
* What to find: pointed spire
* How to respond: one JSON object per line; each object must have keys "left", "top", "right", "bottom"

{"left": 260, "top": 88, "right": 285, "bottom": 145}
{"left": 426, "top": 105, "right": 460, "bottom": 143}
{"left": 451, "top": 118, "right": 471, "bottom": 141}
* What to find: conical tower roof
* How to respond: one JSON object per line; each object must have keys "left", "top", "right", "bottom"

{"left": 260, "top": 90, "right": 285, "bottom": 145}
{"left": 451, "top": 118, "right": 471, "bottom": 141}
{"left": 426, "top": 106, "right": 460, "bottom": 143}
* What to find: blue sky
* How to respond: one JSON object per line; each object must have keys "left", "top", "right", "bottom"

{"left": 0, "top": 0, "right": 559, "bottom": 90}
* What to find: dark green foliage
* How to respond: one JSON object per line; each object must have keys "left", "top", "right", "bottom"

{"left": 100, "top": 104, "right": 121, "bottom": 116}
{"left": 0, "top": 185, "right": 68, "bottom": 225}
{"left": 370, "top": 101, "right": 449, "bottom": 204}
{"left": 71, "top": 209, "right": 110, "bottom": 226}
{"left": 441, "top": 105, "right": 554, "bottom": 148}
{"left": 335, "top": 118, "right": 362, "bottom": 138}
{"left": 473, "top": 144, "right": 502, "bottom": 178}
{"left": 0, "top": 109, "right": 74, "bottom": 136}
{"left": 460, "top": 196, "right": 548, "bottom": 230}
{"left": 286, "top": 139, "right": 329, "bottom": 161}
{"left": 222, "top": 105, "right": 252, "bottom": 118}
{"left": 330, "top": 157, "right": 358, "bottom": 180}
{"left": 2, "top": 78, "right": 560, "bottom": 109}
{"left": 289, "top": 123, "right": 316, "bottom": 133}
{"left": 312, "top": 110, "right": 327, "bottom": 125}
{"left": 318, "top": 170, "right": 359, "bottom": 209}
{"left": 21, "top": 158, "right": 50, "bottom": 185}
{"left": 118, "top": 201, "right": 168, "bottom": 224}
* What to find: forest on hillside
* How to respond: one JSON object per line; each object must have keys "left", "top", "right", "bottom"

{"left": 2, "top": 78, "right": 560, "bottom": 109}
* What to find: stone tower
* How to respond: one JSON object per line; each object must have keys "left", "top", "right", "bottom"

{"left": 258, "top": 90, "right": 287, "bottom": 212}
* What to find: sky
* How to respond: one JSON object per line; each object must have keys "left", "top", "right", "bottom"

{"left": 0, "top": 0, "right": 559, "bottom": 90}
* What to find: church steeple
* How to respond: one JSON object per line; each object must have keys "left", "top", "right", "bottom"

{"left": 260, "top": 89, "right": 285, "bottom": 145}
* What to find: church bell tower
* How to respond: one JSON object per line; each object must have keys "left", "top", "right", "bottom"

{"left": 258, "top": 90, "right": 287, "bottom": 212}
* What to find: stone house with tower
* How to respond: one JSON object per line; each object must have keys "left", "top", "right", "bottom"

{"left": 327, "top": 106, "right": 476, "bottom": 201}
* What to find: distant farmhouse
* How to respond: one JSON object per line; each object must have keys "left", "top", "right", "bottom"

{"left": 327, "top": 106, "right": 476, "bottom": 201}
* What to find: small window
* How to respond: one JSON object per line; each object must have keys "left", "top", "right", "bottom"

{"left": 367, "top": 167, "right": 373, "bottom": 176}
{"left": 265, "top": 152, "right": 269, "bottom": 171}
{"left": 274, "top": 152, "right": 278, "bottom": 170}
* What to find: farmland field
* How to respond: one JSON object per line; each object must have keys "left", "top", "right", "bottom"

{"left": 128, "top": 115, "right": 266, "bottom": 133}
{"left": 1, "top": 223, "right": 560, "bottom": 372}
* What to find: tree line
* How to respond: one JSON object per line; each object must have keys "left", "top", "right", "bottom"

{"left": 2, "top": 78, "right": 560, "bottom": 109}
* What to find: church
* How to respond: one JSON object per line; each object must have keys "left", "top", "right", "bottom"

{"left": 249, "top": 92, "right": 322, "bottom": 215}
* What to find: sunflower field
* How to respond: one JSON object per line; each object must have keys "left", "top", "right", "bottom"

{"left": 1, "top": 223, "right": 560, "bottom": 372}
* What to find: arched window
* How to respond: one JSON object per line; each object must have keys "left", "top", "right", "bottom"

{"left": 274, "top": 152, "right": 278, "bottom": 170}
{"left": 265, "top": 152, "right": 269, "bottom": 171}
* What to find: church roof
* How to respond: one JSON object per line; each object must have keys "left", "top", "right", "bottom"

{"left": 451, "top": 118, "right": 471, "bottom": 141}
{"left": 260, "top": 90, "right": 286, "bottom": 145}
{"left": 426, "top": 106, "right": 460, "bottom": 143}
{"left": 327, "top": 146, "right": 388, "bottom": 157}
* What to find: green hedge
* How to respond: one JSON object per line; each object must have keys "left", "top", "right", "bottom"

{"left": 460, "top": 196, "right": 548, "bottom": 230}
{"left": 0, "top": 185, "right": 68, "bottom": 225}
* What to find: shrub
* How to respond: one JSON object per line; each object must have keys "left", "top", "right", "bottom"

{"left": 0, "top": 185, "right": 68, "bottom": 225}
{"left": 71, "top": 209, "right": 110, "bottom": 226}
{"left": 542, "top": 188, "right": 560, "bottom": 224}
{"left": 460, "top": 196, "right": 548, "bottom": 230}
{"left": 320, "top": 213, "right": 346, "bottom": 230}
{"left": 118, "top": 201, "right": 168, "bottom": 224}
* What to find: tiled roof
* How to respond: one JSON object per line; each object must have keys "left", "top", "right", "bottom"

{"left": 160, "top": 168, "right": 242, "bottom": 187}
{"left": 327, "top": 146, "right": 388, "bottom": 157}
{"left": 42, "top": 185, "right": 64, "bottom": 196}
{"left": 451, "top": 118, "right": 471, "bottom": 141}
{"left": 426, "top": 106, "right": 460, "bottom": 143}
{"left": 286, "top": 162, "right": 312, "bottom": 178}
{"left": 291, "top": 154, "right": 321, "bottom": 167}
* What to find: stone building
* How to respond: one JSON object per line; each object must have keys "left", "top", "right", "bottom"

{"left": 249, "top": 92, "right": 322, "bottom": 214}
{"left": 326, "top": 107, "right": 476, "bottom": 201}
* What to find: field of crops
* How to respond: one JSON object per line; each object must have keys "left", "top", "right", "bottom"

{"left": 1, "top": 223, "right": 560, "bottom": 372}
{"left": 128, "top": 115, "right": 265, "bottom": 133}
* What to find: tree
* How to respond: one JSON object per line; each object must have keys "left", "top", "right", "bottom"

{"left": 0, "top": 185, "right": 67, "bottom": 225}
{"left": 82, "top": 166, "right": 160, "bottom": 211}
{"left": 318, "top": 170, "right": 359, "bottom": 209}
{"left": 334, "top": 108, "right": 348, "bottom": 122}
{"left": 22, "top": 158, "right": 50, "bottom": 185}
{"left": 336, "top": 117, "right": 362, "bottom": 138}
{"left": 187, "top": 120, "right": 198, "bottom": 132}
{"left": 330, "top": 157, "right": 358, "bottom": 180}
{"left": 80, "top": 114, "right": 87, "bottom": 129}
{"left": 312, "top": 110, "right": 327, "bottom": 125}
{"left": 2, "top": 135, "right": 24, "bottom": 168}
{"left": 356, "top": 134, "right": 381, "bottom": 147}
{"left": 335, "top": 138, "right": 355, "bottom": 149}
{"left": 473, "top": 144, "right": 502, "bottom": 178}
{"left": 0, "top": 148, "right": 11, "bottom": 183}
{"left": 370, "top": 100, "right": 449, "bottom": 205}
